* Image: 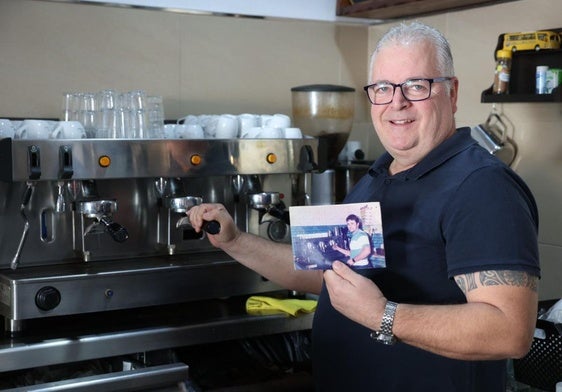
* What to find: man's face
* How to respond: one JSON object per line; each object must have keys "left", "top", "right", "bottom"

{"left": 370, "top": 41, "right": 459, "bottom": 171}
{"left": 346, "top": 220, "right": 358, "bottom": 233}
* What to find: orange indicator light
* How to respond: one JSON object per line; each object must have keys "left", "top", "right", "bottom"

{"left": 266, "top": 153, "right": 277, "bottom": 164}
{"left": 190, "top": 154, "right": 202, "bottom": 166}
{"left": 98, "top": 155, "right": 111, "bottom": 167}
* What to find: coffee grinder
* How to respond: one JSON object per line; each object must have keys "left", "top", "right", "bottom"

{"left": 292, "top": 84, "right": 366, "bottom": 204}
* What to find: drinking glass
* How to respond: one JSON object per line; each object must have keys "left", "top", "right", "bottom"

{"left": 129, "top": 90, "right": 147, "bottom": 111}
{"left": 79, "top": 92, "right": 97, "bottom": 138}
{"left": 96, "top": 89, "right": 118, "bottom": 111}
{"left": 62, "top": 92, "right": 82, "bottom": 121}
{"left": 130, "top": 109, "right": 148, "bottom": 138}
{"left": 147, "top": 95, "right": 165, "bottom": 138}
{"left": 95, "top": 109, "right": 119, "bottom": 138}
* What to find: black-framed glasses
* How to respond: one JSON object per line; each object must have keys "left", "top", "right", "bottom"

{"left": 363, "top": 77, "right": 452, "bottom": 105}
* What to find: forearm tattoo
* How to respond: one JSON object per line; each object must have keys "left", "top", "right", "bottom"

{"left": 455, "top": 270, "right": 538, "bottom": 295}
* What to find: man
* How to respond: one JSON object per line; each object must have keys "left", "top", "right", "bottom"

{"left": 332, "top": 214, "right": 372, "bottom": 267}
{"left": 188, "top": 21, "right": 540, "bottom": 391}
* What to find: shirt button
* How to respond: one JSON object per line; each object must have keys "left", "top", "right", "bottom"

{"left": 384, "top": 179, "right": 392, "bottom": 184}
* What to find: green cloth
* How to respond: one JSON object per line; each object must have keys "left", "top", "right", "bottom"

{"left": 246, "top": 295, "right": 317, "bottom": 316}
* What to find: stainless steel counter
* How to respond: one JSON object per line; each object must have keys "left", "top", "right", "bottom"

{"left": 2, "top": 363, "right": 191, "bottom": 392}
{"left": 0, "top": 295, "right": 314, "bottom": 373}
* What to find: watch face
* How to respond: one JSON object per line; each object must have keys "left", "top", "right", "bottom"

{"left": 370, "top": 331, "right": 396, "bottom": 345}
{"left": 378, "top": 334, "right": 396, "bottom": 345}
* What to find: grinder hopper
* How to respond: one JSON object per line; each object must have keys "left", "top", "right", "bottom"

{"left": 291, "top": 84, "right": 355, "bottom": 168}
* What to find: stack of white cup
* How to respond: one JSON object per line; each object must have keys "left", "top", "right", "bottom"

{"left": 0, "top": 119, "right": 16, "bottom": 139}
{"left": 5, "top": 119, "right": 88, "bottom": 140}
{"left": 163, "top": 113, "right": 302, "bottom": 140}
{"left": 2, "top": 112, "right": 303, "bottom": 141}
{"left": 240, "top": 113, "right": 302, "bottom": 139}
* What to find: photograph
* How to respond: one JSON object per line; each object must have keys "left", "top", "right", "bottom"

{"left": 289, "top": 202, "right": 385, "bottom": 270}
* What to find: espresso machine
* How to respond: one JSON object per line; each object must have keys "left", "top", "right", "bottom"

{"left": 0, "top": 136, "right": 319, "bottom": 388}
{"left": 0, "top": 137, "right": 318, "bottom": 328}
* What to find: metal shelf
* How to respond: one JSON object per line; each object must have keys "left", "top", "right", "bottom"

{"left": 481, "top": 28, "right": 562, "bottom": 103}
{"left": 336, "top": 0, "right": 515, "bottom": 20}
{"left": 0, "top": 296, "right": 314, "bottom": 372}
{"left": 481, "top": 86, "right": 561, "bottom": 103}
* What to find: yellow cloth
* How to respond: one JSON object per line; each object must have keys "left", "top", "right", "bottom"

{"left": 246, "top": 295, "right": 317, "bottom": 317}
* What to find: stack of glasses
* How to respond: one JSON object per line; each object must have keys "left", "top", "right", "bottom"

{"left": 62, "top": 89, "right": 165, "bottom": 139}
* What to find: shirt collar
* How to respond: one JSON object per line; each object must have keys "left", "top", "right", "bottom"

{"left": 368, "top": 127, "right": 476, "bottom": 180}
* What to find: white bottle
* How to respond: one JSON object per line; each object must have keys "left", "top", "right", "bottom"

{"left": 536, "top": 65, "right": 549, "bottom": 94}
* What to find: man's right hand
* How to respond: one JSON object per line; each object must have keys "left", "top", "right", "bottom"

{"left": 189, "top": 203, "right": 323, "bottom": 295}
{"left": 187, "top": 203, "right": 240, "bottom": 248}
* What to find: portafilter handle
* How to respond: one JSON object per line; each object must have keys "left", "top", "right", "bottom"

{"left": 202, "top": 220, "right": 221, "bottom": 235}
{"left": 266, "top": 204, "right": 290, "bottom": 226}
{"left": 99, "top": 216, "right": 129, "bottom": 243}
{"left": 167, "top": 196, "right": 221, "bottom": 235}
{"left": 176, "top": 214, "right": 221, "bottom": 235}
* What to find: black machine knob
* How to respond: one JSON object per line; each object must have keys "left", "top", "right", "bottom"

{"left": 202, "top": 220, "right": 221, "bottom": 235}
{"left": 353, "top": 148, "right": 365, "bottom": 161}
{"left": 35, "top": 286, "right": 61, "bottom": 311}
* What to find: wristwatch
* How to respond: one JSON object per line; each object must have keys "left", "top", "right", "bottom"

{"left": 370, "top": 300, "right": 398, "bottom": 345}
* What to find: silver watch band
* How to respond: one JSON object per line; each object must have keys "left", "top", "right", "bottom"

{"left": 380, "top": 300, "right": 397, "bottom": 335}
{"left": 370, "top": 300, "right": 398, "bottom": 345}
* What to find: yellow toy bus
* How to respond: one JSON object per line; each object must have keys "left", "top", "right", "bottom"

{"left": 503, "top": 30, "right": 561, "bottom": 51}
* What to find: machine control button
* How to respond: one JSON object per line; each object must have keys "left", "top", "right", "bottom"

{"left": 266, "top": 153, "right": 277, "bottom": 164}
{"left": 98, "top": 155, "right": 111, "bottom": 167}
{"left": 104, "top": 289, "right": 114, "bottom": 298}
{"left": 58, "top": 145, "right": 74, "bottom": 179}
{"left": 190, "top": 154, "right": 202, "bottom": 166}
{"left": 27, "top": 145, "right": 42, "bottom": 180}
{"left": 35, "top": 286, "right": 61, "bottom": 311}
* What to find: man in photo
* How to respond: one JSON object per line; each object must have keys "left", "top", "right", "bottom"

{"left": 331, "top": 214, "right": 372, "bottom": 267}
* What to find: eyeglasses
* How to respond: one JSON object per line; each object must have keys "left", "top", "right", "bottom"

{"left": 363, "top": 77, "right": 452, "bottom": 105}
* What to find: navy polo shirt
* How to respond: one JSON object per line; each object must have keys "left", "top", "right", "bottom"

{"left": 312, "top": 127, "right": 540, "bottom": 391}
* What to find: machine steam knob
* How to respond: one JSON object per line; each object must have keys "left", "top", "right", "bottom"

{"left": 35, "top": 286, "right": 61, "bottom": 311}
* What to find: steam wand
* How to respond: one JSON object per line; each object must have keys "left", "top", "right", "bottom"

{"left": 11, "top": 182, "right": 35, "bottom": 270}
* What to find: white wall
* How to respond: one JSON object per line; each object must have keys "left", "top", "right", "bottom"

{"left": 0, "top": 0, "right": 369, "bottom": 117}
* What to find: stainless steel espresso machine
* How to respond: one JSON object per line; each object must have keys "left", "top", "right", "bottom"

{"left": 0, "top": 137, "right": 318, "bottom": 389}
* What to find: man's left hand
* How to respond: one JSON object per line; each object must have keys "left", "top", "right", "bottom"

{"left": 324, "top": 260, "right": 386, "bottom": 330}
